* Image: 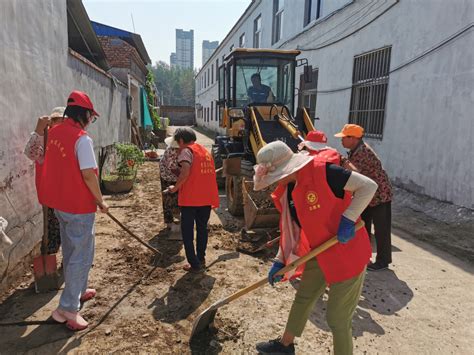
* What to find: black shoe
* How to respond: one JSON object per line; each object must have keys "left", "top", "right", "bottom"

{"left": 367, "top": 261, "right": 389, "bottom": 271}
{"left": 256, "top": 337, "right": 295, "bottom": 354}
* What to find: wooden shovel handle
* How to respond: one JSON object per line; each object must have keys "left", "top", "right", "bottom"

{"left": 212, "top": 220, "right": 364, "bottom": 309}
{"left": 106, "top": 212, "right": 161, "bottom": 255}
{"left": 41, "top": 127, "right": 49, "bottom": 255}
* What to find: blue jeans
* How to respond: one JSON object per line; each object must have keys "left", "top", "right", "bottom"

{"left": 180, "top": 206, "right": 211, "bottom": 269}
{"left": 55, "top": 210, "right": 95, "bottom": 312}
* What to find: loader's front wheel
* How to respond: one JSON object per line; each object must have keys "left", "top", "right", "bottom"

{"left": 226, "top": 176, "right": 244, "bottom": 216}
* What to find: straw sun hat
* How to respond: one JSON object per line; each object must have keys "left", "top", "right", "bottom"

{"left": 253, "top": 141, "right": 313, "bottom": 191}
{"left": 164, "top": 136, "right": 179, "bottom": 148}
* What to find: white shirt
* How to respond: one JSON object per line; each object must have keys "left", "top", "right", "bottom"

{"left": 75, "top": 135, "right": 97, "bottom": 170}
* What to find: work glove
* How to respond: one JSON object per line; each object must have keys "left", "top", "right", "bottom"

{"left": 268, "top": 261, "right": 285, "bottom": 286}
{"left": 337, "top": 215, "right": 356, "bottom": 244}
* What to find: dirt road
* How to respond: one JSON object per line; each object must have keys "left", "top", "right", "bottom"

{"left": 0, "top": 127, "right": 472, "bottom": 354}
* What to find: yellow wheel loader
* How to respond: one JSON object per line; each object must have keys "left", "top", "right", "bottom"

{"left": 213, "top": 49, "right": 315, "bottom": 230}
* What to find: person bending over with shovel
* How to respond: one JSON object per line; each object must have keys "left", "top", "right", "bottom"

{"left": 253, "top": 141, "right": 377, "bottom": 355}
{"left": 38, "top": 91, "right": 108, "bottom": 331}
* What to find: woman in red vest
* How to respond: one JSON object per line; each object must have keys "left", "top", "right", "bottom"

{"left": 168, "top": 127, "right": 219, "bottom": 272}
{"left": 254, "top": 141, "right": 377, "bottom": 355}
{"left": 39, "top": 91, "right": 108, "bottom": 331}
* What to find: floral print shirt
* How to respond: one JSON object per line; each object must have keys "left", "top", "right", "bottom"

{"left": 347, "top": 140, "right": 392, "bottom": 207}
{"left": 24, "top": 132, "right": 45, "bottom": 163}
{"left": 159, "top": 147, "right": 180, "bottom": 182}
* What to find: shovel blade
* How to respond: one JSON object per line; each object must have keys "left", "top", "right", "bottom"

{"left": 33, "top": 254, "right": 62, "bottom": 293}
{"left": 190, "top": 306, "right": 218, "bottom": 340}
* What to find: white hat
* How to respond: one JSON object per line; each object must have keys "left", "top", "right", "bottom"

{"left": 300, "top": 130, "right": 328, "bottom": 151}
{"left": 253, "top": 141, "right": 313, "bottom": 191}
{"left": 50, "top": 106, "right": 65, "bottom": 118}
{"left": 165, "top": 136, "right": 179, "bottom": 148}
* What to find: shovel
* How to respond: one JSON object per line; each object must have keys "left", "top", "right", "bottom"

{"left": 106, "top": 212, "right": 161, "bottom": 255}
{"left": 190, "top": 220, "right": 364, "bottom": 339}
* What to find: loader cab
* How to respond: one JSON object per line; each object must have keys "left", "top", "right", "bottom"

{"left": 218, "top": 49, "right": 300, "bottom": 116}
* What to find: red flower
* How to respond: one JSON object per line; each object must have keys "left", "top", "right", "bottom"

{"left": 127, "top": 160, "right": 135, "bottom": 167}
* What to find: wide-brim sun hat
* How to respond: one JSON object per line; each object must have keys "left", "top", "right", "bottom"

{"left": 253, "top": 141, "right": 314, "bottom": 191}
{"left": 165, "top": 136, "right": 179, "bottom": 148}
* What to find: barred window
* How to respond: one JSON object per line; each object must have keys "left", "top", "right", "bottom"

{"left": 349, "top": 46, "right": 391, "bottom": 139}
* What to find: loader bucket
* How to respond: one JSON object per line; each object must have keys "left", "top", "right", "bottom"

{"left": 242, "top": 180, "right": 280, "bottom": 230}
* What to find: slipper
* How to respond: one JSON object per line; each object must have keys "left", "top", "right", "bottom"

{"left": 80, "top": 288, "right": 96, "bottom": 302}
{"left": 55, "top": 308, "right": 89, "bottom": 330}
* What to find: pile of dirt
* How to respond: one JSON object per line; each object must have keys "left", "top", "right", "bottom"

{"left": 245, "top": 182, "right": 277, "bottom": 210}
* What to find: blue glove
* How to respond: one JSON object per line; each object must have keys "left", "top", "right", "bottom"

{"left": 337, "top": 216, "right": 356, "bottom": 244}
{"left": 268, "top": 261, "right": 285, "bottom": 286}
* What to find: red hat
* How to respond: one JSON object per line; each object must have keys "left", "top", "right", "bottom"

{"left": 300, "top": 130, "right": 328, "bottom": 151}
{"left": 67, "top": 91, "right": 99, "bottom": 117}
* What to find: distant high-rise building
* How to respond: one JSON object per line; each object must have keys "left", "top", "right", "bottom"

{"left": 170, "top": 52, "right": 177, "bottom": 67}
{"left": 175, "top": 29, "right": 194, "bottom": 69}
{"left": 202, "top": 40, "right": 219, "bottom": 65}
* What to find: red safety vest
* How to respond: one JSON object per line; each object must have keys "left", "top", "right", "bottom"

{"left": 38, "top": 119, "right": 97, "bottom": 214}
{"left": 272, "top": 158, "right": 371, "bottom": 284}
{"left": 178, "top": 143, "right": 220, "bottom": 208}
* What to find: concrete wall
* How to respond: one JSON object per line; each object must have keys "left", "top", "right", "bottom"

{"left": 195, "top": 0, "right": 474, "bottom": 208}
{"left": 0, "top": 0, "right": 130, "bottom": 290}
{"left": 161, "top": 106, "right": 195, "bottom": 126}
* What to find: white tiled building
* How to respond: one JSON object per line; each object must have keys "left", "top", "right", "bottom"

{"left": 195, "top": 0, "right": 473, "bottom": 209}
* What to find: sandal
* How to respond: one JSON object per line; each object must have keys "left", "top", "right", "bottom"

{"left": 80, "top": 288, "right": 96, "bottom": 302}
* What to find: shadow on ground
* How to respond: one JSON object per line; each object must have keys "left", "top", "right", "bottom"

{"left": 307, "top": 269, "right": 413, "bottom": 336}
{"left": 149, "top": 272, "right": 216, "bottom": 324}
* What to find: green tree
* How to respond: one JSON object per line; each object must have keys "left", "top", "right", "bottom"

{"left": 152, "top": 62, "right": 195, "bottom": 106}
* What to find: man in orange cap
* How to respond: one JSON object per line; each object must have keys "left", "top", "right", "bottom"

{"left": 335, "top": 124, "right": 393, "bottom": 271}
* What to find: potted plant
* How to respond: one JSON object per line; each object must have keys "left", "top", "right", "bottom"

{"left": 103, "top": 143, "right": 144, "bottom": 194}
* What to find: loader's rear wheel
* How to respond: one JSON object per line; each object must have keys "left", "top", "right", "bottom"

{"left": 226, "top": 176, "right": 244, "bottom": 216}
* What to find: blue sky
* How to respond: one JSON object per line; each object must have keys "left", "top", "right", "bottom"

{"left": 83, "top": 0, "right": 250, "bottom": 69}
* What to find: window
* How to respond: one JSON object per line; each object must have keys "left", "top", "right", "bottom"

{"left": 218, "top": 65, "right": 225, "bottom": 101}
{"left": 211, "top": 101, "right": 213, "bottom": 121}
{"left": 304, "top": 0, "right": 322, "bottom": 26}
{"left": 233, "top": 57, "right": 295, "bottom": 112}
{"left": 204, "top": 71, "right": 207, "bottom": 88}
{"left": 239, "top": 33, "right": 246, "bottom": 48}
{"left": 272, "top": 0, "right": 284, "bottom": 44}
{"left": 349, "top": 46, "right": 391, "bottom": 139}
{"left": 253, "top": 15, "right": 262, "bottom": 48}
{"left": 207, "top": 68, "right": 210, "bottom": 86}
{"left": 211, "top": 64, "right": 214, "bottom": 83}
{"left": 299, "top": 69, "right": 319, "bottom": 119}
{"left": 216, "top": 59, "right": 219, "bottom": 79}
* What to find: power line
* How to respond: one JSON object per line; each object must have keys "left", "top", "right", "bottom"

{"left": 313, "top": 23, "right": 474, "bottom": 95}
{"left": 297, "top": 0, "right": 398, "bottom": 51}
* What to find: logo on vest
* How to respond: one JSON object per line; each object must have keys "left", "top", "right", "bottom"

{"left": 306, "top": 191, "right": 320, "bottom": 211}
{"left": 47, "top": 139, "right": 67, "bottom": 158}
{"left": 200, "top": 154, "right": 214, "bottom": 174}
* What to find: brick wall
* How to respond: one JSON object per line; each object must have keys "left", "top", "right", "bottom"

{"left": 98, "top": 36, "right": 147, "bottom": 77}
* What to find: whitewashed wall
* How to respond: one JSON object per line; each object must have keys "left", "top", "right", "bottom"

{"left": 0, "top": 0, "right": 130, "bottom": 289}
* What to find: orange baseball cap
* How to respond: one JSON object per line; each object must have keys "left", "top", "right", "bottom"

{"left": 334, "top": 124, "right": 364, "bottom": 138}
